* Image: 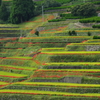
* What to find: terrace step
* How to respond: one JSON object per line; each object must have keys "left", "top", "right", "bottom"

{"left": 33, "top": 77, "right": 82, "bottom": 83}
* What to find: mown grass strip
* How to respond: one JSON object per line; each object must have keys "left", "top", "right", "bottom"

{"left": 21, "top": 36, "right": 91, "bottom": 39}
{"left": 0, "top": 65, "right": 37, "bottom": 71}
{"left": 14, "top": 82, "right": 100, "bottom": 88}
{"left": 41, "top": 51, "right": 100, "bottom": 54}
{"left": 0, "top": 89, "right": 99, "bottom": 98}
{"left": 42, "top": 48, "right": 64, "bottom": 50}
{"left": 69, "top": 43, "right": 100, "bottom": 45}
{"left": 0, "top": 81, "right": 9, "bottom": 85}
{"left": 0, "top": 71, "right": 28, "bottom": 78}
{"left": 0, "top": 56, "right": 32, "bottom": 60}
{"left": 46, "top": 62, "right": 100, "bottom": 65}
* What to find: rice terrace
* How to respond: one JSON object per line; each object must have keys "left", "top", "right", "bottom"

{"left": 0, "top": 0, "right": 100, "bottom": 100}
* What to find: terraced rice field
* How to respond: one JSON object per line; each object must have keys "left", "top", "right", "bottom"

{"left": 0, "top": 14, "right": 100, "bottom": 100}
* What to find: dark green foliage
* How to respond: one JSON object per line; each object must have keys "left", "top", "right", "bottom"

{"left": 0, "top": 94, "right": 33, "bottom": 100}
{"left": 44, "top": 6, "right": 70, "bottom": 11}
{"left": 96, "top": 6, "right": 100, "bottom": 11}
{"left": 34, "top": 4, "right": 42, "bottom": 16}
{"left": 92, "top": 24, "right": 100, "bottom": 28}
{"left": 93, "top": 1, "right": 100, "bottom": 5}
{"left": 0, "top": 0, "right": 2, "bottom": 6}
{"left": 72, "top": 30, "right": 77, "bottom": 36}
{"left": 55, "top": 0, "right": 72, "bottom": 4}
{"left": 82, "top": 77, "right": 100, "bottom": 84}
{"left": 0, "top": 3, "right": 9, "bottom": 21}
{"left": 79, "top": 17, "right": 100, "bottom": 23}
{"left": 35, "top": 31, "right": 39, "bottom": 36}
{"left": 87, "top": 32, "right": 91, "bottom": 36}
{"left": 48, "top": 18, "right": 66, "bottom": 22}
{"left": 93, "top": 36, "right": 100, "bottom": 39}
{"left": 71, "top": 5, "right": 80, "bottom": 16}
{"left": 68, "top": 31, "right": 72, "bottom": 36}
{"left": 10, "top": 0, "right": 35, "bottom": 24}
{"left": 49, "top": 54, "right": 100, "bottom": 62}
{"left": 68, "top": 30, "right": 77, "bottom": 36}
{"left": 42, "top": 0, "right": 61, "bottom": 8}
{"left": 71, "top": 3, "right": 96, "bottom": 17}
{"left": 60, "top": 13, "right": 84, "bottom": 19}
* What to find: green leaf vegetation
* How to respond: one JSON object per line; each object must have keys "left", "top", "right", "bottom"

{"left": 10, "top": 0, "right": 35, "bottom": 24}
{"left": 42, "top": 0, "right": 61, "bottom": 8}
{"left": 0, "top": 3, "right": 9, "bottom": 21}
{"left": 71, "top": 3, "right": 96, "bottom": 17}
{"left": 0, "top": 0, "right": 2, "bottom": 6}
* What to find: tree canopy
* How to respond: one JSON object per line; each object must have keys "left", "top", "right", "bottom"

{"left": 0, "top": 0, "right": 2, "bottom": 6}
{"left": 10, "top": 0, "right": 35, "bottom": 24}
{"left": 0, "top": 3, "right": 9, "bottom": 21}
{"left": 71, "top": 3, "right": 96, "bottom": 17}
{"left": 43, "top": 0, "right": 61, "bottom": 8}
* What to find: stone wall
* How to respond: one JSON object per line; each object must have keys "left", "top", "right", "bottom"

{"left": 34, "top": 77, "right": 82, "bottom": 83}
{"left": 86, "top": 45, "right": 100, "bottom": 51}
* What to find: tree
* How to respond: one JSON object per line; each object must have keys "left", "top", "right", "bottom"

{"left": 71, "top": 5, "right": 80, "bottom": 16}
{"left": 0, "top": 0, "right": 2, "bottom": 6}
{"left": 35, "top": 30, "right": 39, "bottom": 36}
{"left": 0, "top": 3, "right": 9, "bottom": 21}
{"left": 43, "top": 0, "right": 61, "bottom": 8}
{"left": 68, "top": 31, "right": 72, "bottom": 36}
{"left": 71, "top": 3, "right": 96, "bottom": 17}
{"left": 10, "top": 0, "right": 35, "bottom": 24}
{"left": 72, "top": 30, "right": 77, "bottom": 36}
{"left": 87, "top": 32, "right": 91, "bottom": 36}
{"left": 68, "top": 30, "right": 77, "bottom": 36}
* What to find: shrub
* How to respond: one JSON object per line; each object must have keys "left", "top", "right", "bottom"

{"left": 48, "top": 18, "right": 66, "bottom": 22}
{"left": 92, "top": 24, "right": 100, "bottom": 28}
{"left": 79, "top": 17, "right": 100, "bottom": 23}
{"left": 93, "top": 1, "right": 100, "bottom": 5}
{"left": 93, "top": 36, "right": 100, "bottom": 39}
{"left": 87, "top": 32, "right": 91, "bottom": 36}
{"left": 68, "top": 31, "right": 72, "bottom": 36}
{"left": 68, "top": 30, "right": 77, "bottom": 36}
{"left": 35, "top": 31, "right": 39, "bottom": 36}
{"left": 71, "top": 3, "right": 96, "bottom": 17}
{"left": 60, "top": 13, "right": 84, "bottom": 19}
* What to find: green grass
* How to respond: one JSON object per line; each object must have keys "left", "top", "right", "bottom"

{"left": 46, "top": 62, "right": 100, "bottom": 65}
{"left": 14, "top": 82, "right": 100, "bottom": 88}
{"left": 0, "top": 65, "right": 37, "bottom": 70}
{"left": 41, "top": 51, "right": 100, "bottom": 54}
{"left": 0, "top": 81, "right": 8, "bottom": 85}
{"left": 0, "top": 89, "right": 100, "bottom": 98}
{"left": 0, "top": 71, "right": 28, "bottom": 77}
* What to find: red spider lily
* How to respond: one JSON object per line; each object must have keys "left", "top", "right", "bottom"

{"left": 18, "top": 48, "right": 22, "bottom": 49}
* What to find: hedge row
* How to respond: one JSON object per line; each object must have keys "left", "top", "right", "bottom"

{"left": 48, "top": 19, "right": 66, "bottom": 22}
{"left": 93, "top": 36, "right": 100, "bottom": 39}
{"left": 93, "top": 1, "right": 100, "bottom": 5}
{"left": 79, "top": 17, "right": 100, "bottom": 23}
{"left": 92, "top": 24, "right": 100, "bottom": 28}
{"left": 44, "top": 5, "right": 72, "bottom": 10}
{"left": 60, "top": 13, "right": 84, "bottom": 19}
